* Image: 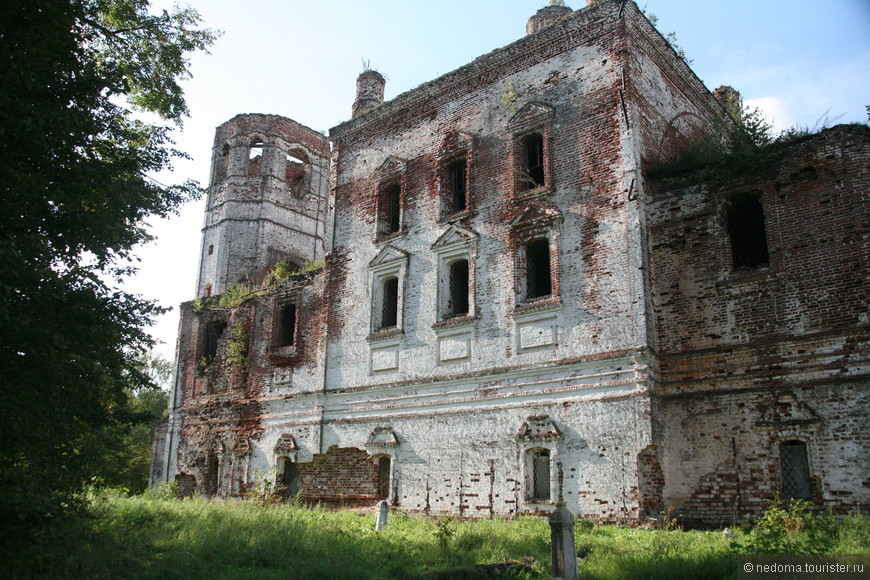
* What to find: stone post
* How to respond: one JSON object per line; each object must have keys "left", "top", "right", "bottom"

{"left": 375, "top": 499, "right": 389, "bottom": 531}
{"left": 549, "top": 502, "right": 579, "bottom": 580}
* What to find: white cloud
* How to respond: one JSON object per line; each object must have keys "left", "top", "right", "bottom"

{"left": 744, "top": 97, "right": 794, "bottom": 134}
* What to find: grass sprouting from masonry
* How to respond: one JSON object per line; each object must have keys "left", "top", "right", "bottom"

{"left": 12, "top": 491, "right": 868, "bottom": 579}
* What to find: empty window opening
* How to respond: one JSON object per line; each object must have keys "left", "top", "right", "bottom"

{"left": 726, "top": 192, "right": 769, "bottom": 270}
{"left": 780, "top": 441, "right": 812, "bottom": 500}
{"left": 203, "top": 321, "right": 226, "bottom": 362}
{"left": 377, "top": 456, "right": 391, "bottom": 500}
{"left": 521, "top": 133, "right": 545, "bottom": 190}
{"left": 447, "top": 158, "right": 467, "bottom": 213}
{"left": 280, "top": 304, "right": 297, "bottom": 347}
{"left": 286, "top": 150, "right": 309, "bottom": 195}
{"left": 380, "top": 276, "right": 399, "bottom": 330}
{"left": 448, "top": 259, "right": 470, "bottom": 318}
{"left": 379, "top": 183, "right": 401, "bottom": 236}
{"left": 208, "top": 244, "right": 214, "bottom": 255}
{"left": 215, "top": 143, "right": 230, "bottom": 182}
{"left": 281, "top": 459, "right": 299, "bottom": 499}
{"left": 526, "top": 238, "right": 552, "bottom": 300}
{"left": 248, "top": 141, "right": 264, "bottom": 177}
{"left": 205, "top": 453, "right": 219, "bottom": 497}
{"left": 531, "top": 449, "right": 550, "bottom": 500}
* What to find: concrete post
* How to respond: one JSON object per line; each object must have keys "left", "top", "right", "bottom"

{"left": 375, "top": 500, "right": 389, "bottom": 531}
{"left": 549, "top": 502, "right": 579, "bottom": 580}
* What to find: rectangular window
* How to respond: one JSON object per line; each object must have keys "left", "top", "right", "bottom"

{"left": 380, "top": 276, "right": 399, "bottom": 330}
{"left": 526, "top": 238, "right": 552, "bottom": 300}
{"left": 447, "top": 158, "right": 467, "bottom": 214}
{"left": 280, "top": 304, "right": 297, "bottom": 347}
{"left": 531, "top": 449, "right": 550, "bottom": 500}
{"left": 521, "top": 133, "right": 545, "bottom": 191}
{"left": 202, "top": 321, "right": 227, "bottom": 363}
{"left": 780, "top": 441, "right": 812, "bottom": 500}
{"left": 726, "top": 192, "right": 769, "bottom": 270}
{"left": 379, "top": 183, "right": 401, "bottom": 237}
{"left": 448, "top": 259, "right": 470, "bottom": 318}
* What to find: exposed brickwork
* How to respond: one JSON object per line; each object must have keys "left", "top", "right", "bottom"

{"left": 151, "top": 1, "right": 870, "bottom": 526}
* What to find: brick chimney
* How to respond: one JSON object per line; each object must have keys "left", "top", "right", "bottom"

{"left": 713, "top": 85, "right": 743, "bottom": 122}
{"left": 526, "top": 5, "right": 573, "bottom": 36}
{"left": 352, "top": 70, "right": 386, "bottom": 119}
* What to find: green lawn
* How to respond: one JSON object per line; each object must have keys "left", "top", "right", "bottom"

{"left": 12, "top": 491, "right": 868, "bottom": 579}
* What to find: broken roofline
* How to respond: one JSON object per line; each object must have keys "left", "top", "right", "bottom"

{"left": 329, "top": 0, "right": 612, "bottom": 140}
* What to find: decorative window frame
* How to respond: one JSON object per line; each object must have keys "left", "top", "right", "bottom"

{"left": 368, "top": 245, "right": 408, "bottom": 336}
{"left": 366, "top": 427, "right": 399, "bottom": 503}
{"left": 432, "top": 225, "right": 479, "bottom": 324}
{"left": 374, "top": 156, "right": 407, "bottom": 242}
{"left": 517, "top": 416, "right": 562, "bottom": 507}
{"left": 508, "top": 102, "right": 555, "bottom": 199}
{"left": 437, "top": 131, "right": 475, "bottom": 221}
{"left": 509, "top": 203, "right": 562, "bottom": 309}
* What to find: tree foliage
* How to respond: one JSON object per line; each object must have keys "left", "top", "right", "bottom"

{"left": 0, "top": 0, "right": 215, "bottom": 542}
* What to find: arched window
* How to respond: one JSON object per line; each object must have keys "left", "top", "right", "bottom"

{"left": 525, "top": 238, "right": 552, "bottom": 300}
{"left": 448, "top": 259, "right": 470, "bottom": 318}
{"left": 779, "top": 440, "right": 811, "bottom": 500}
{"left": 248, "top": 140, "right": 264, "bottom": 177}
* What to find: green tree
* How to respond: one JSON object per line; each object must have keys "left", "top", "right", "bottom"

{"left": 0, "top": 0, "right": 215, "bottom": 543}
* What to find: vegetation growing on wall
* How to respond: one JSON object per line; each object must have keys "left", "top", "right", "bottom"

{"left": 194, "top": 260, "right": 325, "bottom": 313}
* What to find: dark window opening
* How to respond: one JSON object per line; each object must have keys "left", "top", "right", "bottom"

{"left": 780, "top": 441, "right": 812, "bottom": 500}
{"left": 205, "top": 454, "right": 219, "bottom": 497}
{"left": 447, "top": 158, "right": 467, "bottom": 213}
{"left": 208, "top": 244, "right": 214, "bottom": 255}
{"left": 726, "top": 192, "right": 769, "bottom": 270}
{"left": 521, "top": 133, "right": 545, "bottom": 191}
{"left": 448, "top": 259, "right": 470, "bottom": 318}
{"left": 203, "top": 321, "right": 227, "bottom": 362}
{"left": 282, "top": 460, "right": 299, "bottom": 499}
{"left": 526, "top": 238, "right": 552, "bottom": 300}
{"left": 531, "top": 449, "right": 550, "bottom": 500}
{"left": 380, "top": 276, "right": 399, "bottom": 330}
{"left": 216, "top": 143, "right": 230, "bottom": 182}
{"left": 380, "top": 184, "right": 401, "bottom": 236}
{"left": 377, "top": 456, "right": 391, "bottom": 500}
{"left": 280, "top": 304, "right": 297, "bottom": 347}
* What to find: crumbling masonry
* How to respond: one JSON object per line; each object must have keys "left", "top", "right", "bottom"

{"left": 150, "top": 1, "right": 869, "bottom": 525}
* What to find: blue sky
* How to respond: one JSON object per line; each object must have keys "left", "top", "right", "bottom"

{"left": 134, "top": 0, "right": 869, "bottom": 359}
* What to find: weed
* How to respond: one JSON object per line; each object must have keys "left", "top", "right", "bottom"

{"left": 226, "top": 321, "right": 249, "bottom": 368}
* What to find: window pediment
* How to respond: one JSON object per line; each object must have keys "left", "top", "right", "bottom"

{"left": 433, "top": 224, "right": 478, "bottom": 249}
{"left": 438, "top": 130, "right": 475, "bottom": 159}
{"left": 508, "top": 102, "right": 555, "bottom": 133}
{"left": 274, "top": 434, "right": 298, "bottom": 454}
{"left": 376, "top": 155, "right": 407, "bottom": 180}
{"left": 369, "top": 244, "right": 409, "bottom": 268}
{"left": 517, "top": 415, "right": 562, "bottom": 443}
{"left": 366, "top": 427, "right": 400, "bottom": 448}
{"left": 508, "top": 202, "right": 562, "bottom": 231}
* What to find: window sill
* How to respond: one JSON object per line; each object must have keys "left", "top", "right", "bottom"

{"left": 268, "top": 345, "right": 299, "bottom": 364}
{"left": 438, "top": 208, "right": 472, "bottom": 224}
{"left": 367, "top": 327, "right": 403, "bottom": 343}
{"left": 515, "top": 185, "right": 552, "bottom": 201}
{"left": 433, "top": 314, "right": 477, "bottom": 330}
{"left": 375, "top": 230, "right": 406, "bottom": 244}
{"left": 513, "top": 298, "right": 561, "bottom": 316}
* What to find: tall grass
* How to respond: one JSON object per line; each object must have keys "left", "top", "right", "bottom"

{"left": 11, "top": 491, "right": 868, "bottom": 579}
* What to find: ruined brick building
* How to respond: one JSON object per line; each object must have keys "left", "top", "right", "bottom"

{"left": 150, "top": 0, "right": 869, "bottom": 525}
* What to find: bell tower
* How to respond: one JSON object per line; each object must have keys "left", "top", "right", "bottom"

{"left": 196, "top": 114, "right": 330, "bottom": 297}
